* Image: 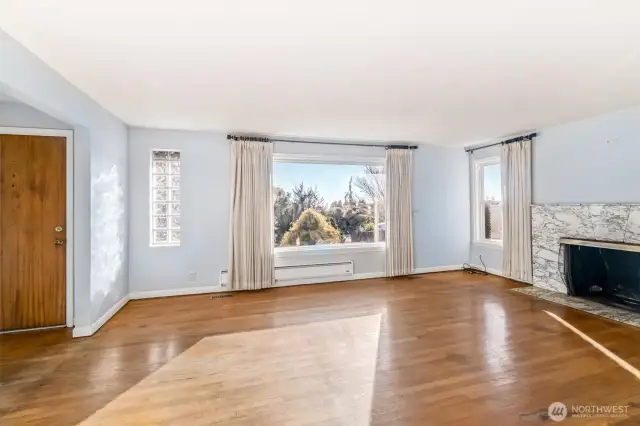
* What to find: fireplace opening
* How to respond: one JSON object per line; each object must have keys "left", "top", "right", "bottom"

{"left": 563, "top": 240, "right": 640, "bottom": 312}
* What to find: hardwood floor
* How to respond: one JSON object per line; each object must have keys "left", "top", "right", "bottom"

{"left": 1, "top": 272, "right": 640, "bottom": 425}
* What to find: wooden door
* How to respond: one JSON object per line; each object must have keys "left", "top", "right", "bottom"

{"left": 0, "top": 134, "right": 66, "bottom": 331}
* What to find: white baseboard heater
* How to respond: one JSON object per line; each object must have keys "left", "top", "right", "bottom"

{"left": 219, "top": 261, "right": 353, "bottom": 287}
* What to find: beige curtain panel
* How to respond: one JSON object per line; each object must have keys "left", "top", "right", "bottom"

{"left": 228, "top": 140, "right": 274, "bottom": 290}
{"left": 385, "top": 148, "right": 414, "bottom": 277}
{"left": 501, "top": 139, "right": 533, "bottom": 282}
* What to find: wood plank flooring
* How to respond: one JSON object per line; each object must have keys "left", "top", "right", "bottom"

{"left": 1, "top": 272, "right": 640, "bottom": 425}
{"left": 80, "top": 314, "right": 382, "bottom": 425}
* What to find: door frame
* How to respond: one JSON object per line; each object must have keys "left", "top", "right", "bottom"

{"left": 0, "top": 126, "right": 74, "bottom": 328}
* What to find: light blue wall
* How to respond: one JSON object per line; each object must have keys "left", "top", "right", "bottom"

{"left": 0, "top": 101, "right": 72, "bottom": 129}
{"left": 468, "top": 103, "right": 640, "bottom": 271}
{"left": 128, "top": 129, "right": 231, "bottom": 293}
{"left": 129, "top": 129, "right": 470, "bottom": 292}
{"left": 412, "top": 145, "right": 470, "bottom": 269}
{"left": 128, "top": 130, "right": 387, "bottom": 293}
{"left": 533, "top": 104, "right": 640, "bottom": 204}
{"left": 275, "top": 141, "right": 471, "bottom": 270}
{"left": 0, "top": 30, "right": 129, "bottom": 327}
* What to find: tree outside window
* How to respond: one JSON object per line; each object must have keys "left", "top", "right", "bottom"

{"left": 273, "top": 162, "right": 385, "bottom": 248}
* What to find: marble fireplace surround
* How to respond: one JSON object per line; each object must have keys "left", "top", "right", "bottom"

{"left": 531, "top": 204, "right": 640, "bottom": 293}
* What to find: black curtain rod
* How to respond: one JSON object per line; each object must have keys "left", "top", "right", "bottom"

{"left": 226, "top": 134, "right": 418, "bottom": 150}
{"left": 226, "top": 135, "right": 270, "bottom": 142}
{"left": 465, "top": 132, "right": 537, "bottom": 153}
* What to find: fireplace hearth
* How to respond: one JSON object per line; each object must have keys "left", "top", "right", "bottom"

{"left": 562, "top": 238, "right": 640, "bottom": 313}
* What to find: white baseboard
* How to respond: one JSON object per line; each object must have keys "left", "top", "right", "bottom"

{"left": 469, "top": 264, "right": 533, "bottom": 285}
{"left": 72, "top": 325, "right": 92, "bottom": 338}
{"left": 412, "top": 265, "right": 463, "bottom": 274}
{"left": 353, "top": 272, "right": 387, "bottom": 280}
{"left": 72, "top": 294, "right": 130, "bottom": 338}
{"left": 470, "top": 264, "right": 503, "bottom": 276}
{"left": 71, "top": 265, "right": 464, "bottom": 338}
{"left": 129, "top": 285, "right": 227, "bottom": 300}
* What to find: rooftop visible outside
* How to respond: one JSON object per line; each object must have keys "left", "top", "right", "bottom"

{"left": 482, "top": 163, "right": 502, "bottom": 240}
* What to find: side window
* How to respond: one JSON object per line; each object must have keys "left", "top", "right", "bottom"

{"left": 474, "top": 159, "right": 502, "bottom": 243}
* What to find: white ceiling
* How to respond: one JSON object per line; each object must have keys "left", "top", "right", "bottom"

{"left": 2, "top": 1, "right": 640, "bottom": 146}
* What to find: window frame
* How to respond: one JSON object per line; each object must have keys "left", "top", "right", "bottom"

{"left": 272, "top": 153, "right": 386, "bottom": 255}
{"left": 472, "top": 156, "right": 503, "bottom": 247}
{"left": 149, "top": 148, "right": 181, "bottom": 247}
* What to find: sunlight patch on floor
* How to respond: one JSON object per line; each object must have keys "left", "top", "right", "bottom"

{"left": 78, "top": 314, "right": 382, "bottom": 425}
{"left": 544, "top": 310, "right": 640, "bottom": 381}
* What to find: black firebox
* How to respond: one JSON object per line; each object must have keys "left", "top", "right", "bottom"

{"left": 563, "top": 241, "right": 640, "bottom": 312}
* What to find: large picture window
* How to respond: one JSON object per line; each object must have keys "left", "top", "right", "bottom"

{"left": 473, "top": 158, "right": 502, "bottom": 243}
{"left": 150, "top": 150, "right": 181, "bottom": 246}
{"left": 273, "top": 158, "right": 385, "bottom": 249}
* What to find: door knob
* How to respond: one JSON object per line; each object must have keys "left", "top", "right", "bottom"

{"left": 53, "top": 239, "right": 65, "bottom": 245}
{"left": 55, "top": 226, "right": 64, "bottom": 232}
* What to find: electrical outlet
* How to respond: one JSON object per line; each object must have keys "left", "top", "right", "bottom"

{"left": 188, "top": 271, "right": 197, "bottom": 282}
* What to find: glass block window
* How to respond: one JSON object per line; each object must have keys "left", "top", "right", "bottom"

{"left": 151, "top": 150, "right": 181, "bottom": 246}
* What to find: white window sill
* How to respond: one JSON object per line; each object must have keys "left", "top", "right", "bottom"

{"left": 275, "top": 242, "right": 385, "bottom": 258}
{"left": 472, "top": 240, "right": 503, "bottom": 249}
{"left": 150, "top": 243, "right": 181, "bottom": 248}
